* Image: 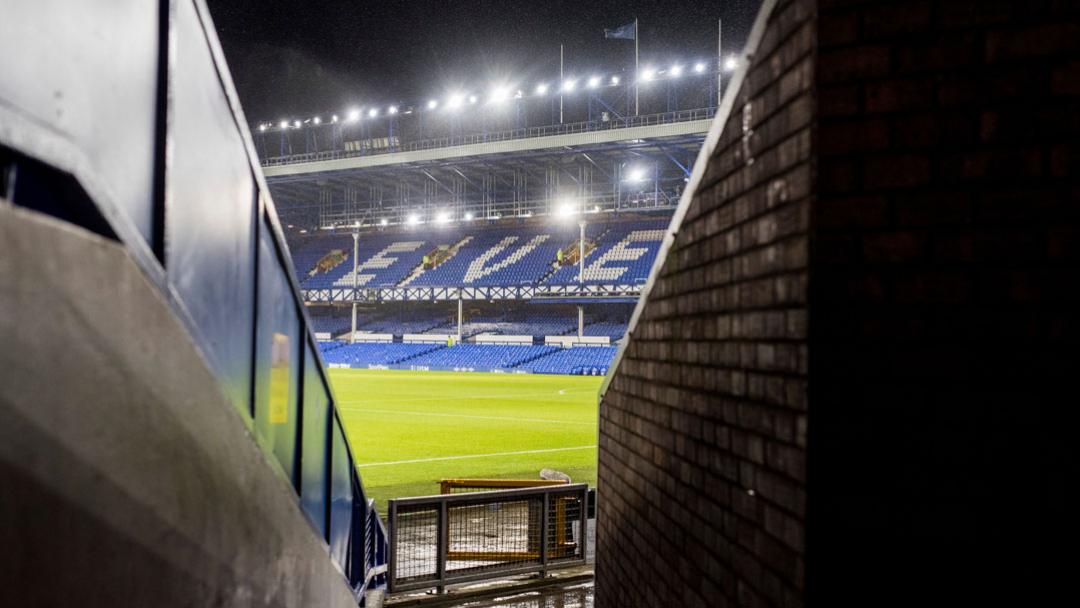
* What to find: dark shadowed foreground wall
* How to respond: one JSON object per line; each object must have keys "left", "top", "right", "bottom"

{"left": 597, "top": 0, "right": 1079, "bottom": 605}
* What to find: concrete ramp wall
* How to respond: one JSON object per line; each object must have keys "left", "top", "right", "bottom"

{"left": 0, "top": 203, "right": 357, "bottom": 607}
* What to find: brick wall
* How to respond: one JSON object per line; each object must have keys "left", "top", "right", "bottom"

{"left": 811, "top": 0, "right": 1079, "bottom": 602}
{"left": 596, "top": 1, "right": 815, "bottom": 606}
{"left": 597, "top": 0, "right": 1078, "bottom": 605}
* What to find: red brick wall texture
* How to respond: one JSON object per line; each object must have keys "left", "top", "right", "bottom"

{"left": 596, "top": 1, "right": 1079, "bottom": 605}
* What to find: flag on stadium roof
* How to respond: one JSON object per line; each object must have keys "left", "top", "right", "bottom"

{"left": 604, "top": 21, "right": 637, "bottom": 40}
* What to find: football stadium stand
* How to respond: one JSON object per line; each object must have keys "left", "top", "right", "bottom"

{"left": 307, "top": 302, "right": 632, "bottom": 360}
{"left": 291, "top": 217, "right": 652, "bottom": 373}
{"left": 289, "top": 217, "right": 666, "bottom": 291}
{"left": 545, "top": 220, "right": 668, "bottom": 285}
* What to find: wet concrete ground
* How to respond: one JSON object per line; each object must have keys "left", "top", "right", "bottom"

{"left": 445, "top": 580, "right": 593, "bottom": 608}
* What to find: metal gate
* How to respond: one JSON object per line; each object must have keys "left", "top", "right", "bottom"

{"left": 387, "top": 483, "right": 589, "bottom": 592}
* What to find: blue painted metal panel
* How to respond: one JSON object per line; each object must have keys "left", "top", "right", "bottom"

{"left": 0, "top": 0, "right": 158, "bottom": 244}
{"left": 254, "top": 221, "right": 302, "bottom": 485}
{"left": 300, "top": 341, "right": 331, "bottom": 538}
{"left": 349, "top": 474, "right": 370, "bottom": 595}
{"left": 329, "top": 416, "right": 353, "bottom": 571}
{"left": 167, "top": 0, "right": 255, "bottom": 415}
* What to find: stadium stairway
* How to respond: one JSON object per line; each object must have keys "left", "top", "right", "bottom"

{"left": 507, "top": 346, "right": 563, "bottom": 368}
{"left": 399, "top": 235, "right": 473, "bottom": 287}
{"left": 391, "top": 344, "right": 447, "bottom": 364}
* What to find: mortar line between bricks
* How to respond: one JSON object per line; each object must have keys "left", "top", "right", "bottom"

{"left": 596, "top": 439, "right": 805, "bottom": 599}
{"left": 597, "top": 417, "right": 810, "bottom": 501}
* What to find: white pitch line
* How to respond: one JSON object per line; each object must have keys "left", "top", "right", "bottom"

{"left": 357, "top": 445, "right": 597, "bottom": 467}
{"left": 336, "top": 387, "right": 597, "bottom": 404}
{"left": 336, "top": 407, "right": 595, "bottom": 427}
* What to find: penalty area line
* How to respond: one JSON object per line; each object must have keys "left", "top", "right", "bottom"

{"left": 356, "top": 445, "right": 597, "bottom": 467}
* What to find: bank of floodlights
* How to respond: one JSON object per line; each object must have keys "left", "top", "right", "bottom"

{"left": 263, "top": 53, "right": 729, "bottom": 129}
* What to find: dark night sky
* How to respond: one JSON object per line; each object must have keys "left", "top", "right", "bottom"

{"left": 206, "top": 1, "right": 763, "bottom": 123}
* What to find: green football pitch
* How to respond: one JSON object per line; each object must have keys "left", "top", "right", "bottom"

{"left": 329, "top": 369, "right": 603, "bottom": 511}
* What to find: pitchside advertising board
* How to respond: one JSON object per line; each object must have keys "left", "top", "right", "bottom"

{"left": 325, "top": 362, "right": 608, "bottom": 375}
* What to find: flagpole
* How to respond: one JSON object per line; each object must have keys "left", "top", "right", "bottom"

{"left": 634, "top": 18, "right": 639, "bottom": 116}
{"left": 560, "top": 44, "right": 564, "bottom": 124}
{"left": 717, "top": 18, "right": 722, "bottom": 98}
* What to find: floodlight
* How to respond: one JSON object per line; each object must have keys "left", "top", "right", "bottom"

{"left": 313, "top": 116, "right": 321, "bottom": 124}
{"left": 557, "top": 201, "right": 577, "bottom": 218}
{"left": 368, "top": 108, "right": 378, "bottom": 118}
{"left": 407, "top": 213, "right": 420, "bottom": 225}
{"left": 388, "top": 106, "right": 398, "bottom": 115}
{"left": 724, "top": 56, "right": 740, "bottom": 71}
{"left": 279, "top": 120, "right": 288, "bottom": 129}
{"left": 627, "top": 167, "right": 647, "bottom": 182}
{"left": 332, "top": 114, "right": 339, "bottom": 122}
{"left": 611, "top": 75, "right": 621, "bottom": 85}
{"left": 489, "top": 86, "right": 511, "bottom": 104}
{"left": 427, "top": 99, "right": 438, "bottom": 109}
{"left": 561, "top": 79, "right": 577, "bottom": 92}
{"left": 593, "top": 205, "right": 601, "bottom": 213}
{"left": 694, "top": 62, "right": 707, "bottom": 73}
{"left": 670, "top": 64, "right": 683, "bottom": 77}
{"left": 380, "top": 218, "right": 388, "bottom": 226}
{"left": 436, "top": 211, "right": 450, "bottom": 224}
{"left": 448, "top": 94, "right": 464, "bottom": 109}
{"left": 588, "top": 76, "right": 601, "bottom": 89}
{"left": 346, "top": 108, "right": 361, "bottom": 122}
{"left": 293, "top": 120, "right": 301, "bottom": 128}
{"left": 258, "top": 124, "right": 267, "bottom": 132}
{"left": 465, "top": 212, "right": 474, "bottom": 221}
{"left": 536, "top": 83, "right": 549, "bottom": 95}
{"left": 468, "top": 95, "right": 478, "bottom": 104}
{"left": 640, "top": 67, "right": 656, "bottom": 81}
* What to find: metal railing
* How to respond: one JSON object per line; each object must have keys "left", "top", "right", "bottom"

{"left": 315, "top": 191, "right": 680, "bottom": 230}
{"left": 260, "top": 108, "right": 716, "bottom": 167}
{"left": 387, "top": 483, "right": 589, "bottom": 593}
